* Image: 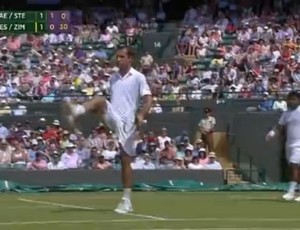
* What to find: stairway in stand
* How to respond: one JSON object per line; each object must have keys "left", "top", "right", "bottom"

{"left": 213, "top": 132, "right": 243, "bottom": 184}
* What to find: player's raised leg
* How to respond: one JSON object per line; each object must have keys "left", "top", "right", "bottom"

{"left": 63, "top": 96, "right": 107, "bottom": 126}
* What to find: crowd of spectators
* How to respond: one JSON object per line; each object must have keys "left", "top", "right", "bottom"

{"left": 0, "top": 119, "right": 222, "bottom": 171}
{"left": 0, "top": 4, "right": 299, "bottom": 105}
{"left": 0, "top": 5, "right": 165, "bottom": 104}
{"left": 173, "top": 4, "right": 300, "bottom": 100}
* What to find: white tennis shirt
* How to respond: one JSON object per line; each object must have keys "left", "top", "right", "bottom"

{"left": 279, "top": 105, "right": 300, "bottom": 148}
{"left": 109, "top": 67, "right": 152, "bottom": 123}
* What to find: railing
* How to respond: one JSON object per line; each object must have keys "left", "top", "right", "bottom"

{"left": 233, "top": 147, "right": 266, "bottom": 183}
{"left": 225, "top": 168, "right": 266, "bottom": 184}
{"left": 0, "top": 89, "right": 298, "bottom": 101}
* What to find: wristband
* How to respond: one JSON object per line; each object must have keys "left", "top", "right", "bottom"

{"left": 74, "top": 104, "right": 86, "bottom": 116}
{"left": 268, "top": 130, "right": 276, "bottom": 137}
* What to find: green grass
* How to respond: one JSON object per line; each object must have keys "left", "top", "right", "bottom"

{"left": 0, "top": 191, "right": 299, "bottom": 229}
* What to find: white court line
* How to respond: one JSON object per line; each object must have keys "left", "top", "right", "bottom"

{"left": 125, "top": 213, "right": 166, "bottom": 220}
{"left": 0, "top": 205, "right": 54, "bottom": 210}
{"left": 18, "top": 198, "right": 95, "bottom": 211}
{"left": 228, "top": 195, "right": 281, "bottom": 200}
{"left": 2, "top": 217, "right": 300, "bottom": 226}
{"left": 17, "top": 198, "right": 165, "bottom": 220}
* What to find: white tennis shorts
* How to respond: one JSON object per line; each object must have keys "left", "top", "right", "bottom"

{"left": 103, "top": 100, "right": 136, "bottom": 155}
{"left": 286, "top": 146, "right": 300, "bottom": 165}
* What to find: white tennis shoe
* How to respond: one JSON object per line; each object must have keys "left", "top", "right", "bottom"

{"left": 114, "top": 198, "right": 133, "bottom": 214}
{"left": 282, "top": 192, "right": 295, "bottom": 201}
{"left": 294, "top": 196, "right": 300, "bottom": 202}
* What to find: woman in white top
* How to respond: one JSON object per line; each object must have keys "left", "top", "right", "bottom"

{"left": 188, "top": 156, "right": 204, "bottom": 169}
{"left": 273, "top": 94, "right": 288, "bottom": 112}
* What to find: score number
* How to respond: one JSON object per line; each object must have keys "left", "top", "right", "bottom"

{"left": 50, "top": 12, "right": 67, "bottom": 20}
{"left": 49, "top": 23, "right": 69, "bottom": 30}
{"left": 48, "top": 11, "right": 70, "bottom": 32}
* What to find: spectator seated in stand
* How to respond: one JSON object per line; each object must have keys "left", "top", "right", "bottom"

{"left": 0, "top": 116, "right": 227, "bottom": 171}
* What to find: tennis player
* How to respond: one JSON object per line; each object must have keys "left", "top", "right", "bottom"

{"left": 64, "top": 47, "right": 152, "bottom": 213}
{"left": 266, "top": 91, "right": 300, "bottom": 201}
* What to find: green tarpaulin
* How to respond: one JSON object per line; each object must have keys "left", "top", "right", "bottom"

{"left": 0, "top": 180, "right": 290, "bottom": 193}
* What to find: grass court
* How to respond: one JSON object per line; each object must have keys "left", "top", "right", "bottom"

{"left": 0, "top": 191, "right": 300, "bottom": 230}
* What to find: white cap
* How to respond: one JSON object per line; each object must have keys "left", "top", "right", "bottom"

{"left": 53, "top": 120, "right": 60, "bottom": 126}
{"left": 63, "top": 130, "right": 69, "bottom": 134}
{"left": 263, "top": 92, "right": 269, "bottom": 96}
{"left": 66, "top": 143, "right": 75, "bottom": 148}
{"left": 31, "top": 139, "right": 38, "bottom": 145}
{"left": 186, "top": 146, "right": 194, "bottom": 151}
{"left": 208, "top": 152, "right": 216, "bottom": 158}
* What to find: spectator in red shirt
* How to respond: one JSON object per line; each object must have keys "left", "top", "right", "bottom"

{"left": 42, "top": 120, "right": 61, "bottom": 142}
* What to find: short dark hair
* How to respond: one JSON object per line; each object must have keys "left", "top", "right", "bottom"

{"left": 118, "top": 46, "right": 135, "bottom": 58}
{"left": 204, "top": 107, "right": 211, "bottom": 113}
{"left": 287, "top": 91, "right": 300, "bottom": 99}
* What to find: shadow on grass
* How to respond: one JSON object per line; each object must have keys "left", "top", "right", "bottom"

{"left": 51, "top": 207, "right": 112, "bottom": 213}
{"left": 240, "top": 198, "right": 298, "bottom": 204}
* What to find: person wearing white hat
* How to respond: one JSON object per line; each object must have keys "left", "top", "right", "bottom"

{"left": 60, "top": 130, "right": 71, "bottom": 149}
{"left": 140, "top": 153, "right": 155, "bottom": 170}
{"left": 63, "top": 46, "right": 152, "bottom": 214}
{"left": 48, "top": 151, "right": 65, "bottom": 170}
{"left": 205, "top": 152, "right": 222, "bottom": 170}
{"left": 52, "top": 120, "right": 60, "bottom": 126}
{"left": 172, "top": 157, "right": 186, "bottom": 169}
{"left": 0, "top": 99, "right": 11, "bottom": 116}
{"left": 35, "top": 118, "right": 47, "bottom": 133}
{"left": 60, "top": 142, "right": 81, "bottom": 169}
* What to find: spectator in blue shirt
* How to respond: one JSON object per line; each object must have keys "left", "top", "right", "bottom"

{"left": 258, "top": 92, "right": 273, "bottom": 111}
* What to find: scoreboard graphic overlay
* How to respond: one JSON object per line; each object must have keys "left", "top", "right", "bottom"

{"left": 0, "top": 11, "right": 71, "bottom": 34}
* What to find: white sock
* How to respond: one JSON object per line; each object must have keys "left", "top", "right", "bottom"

{"left": 123, "top": 188, "right": 131, "bottom": 200}
{"left": 74, "top": 105, "right": 86, "bottom": 116}
{"left": 288, "top": 181, "right": 297, "bottom": 194}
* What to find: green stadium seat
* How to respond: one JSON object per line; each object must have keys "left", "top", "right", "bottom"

{"left": 193, "top": 58, "right": 212, "bottom": 66}
{"left": 13, "top": 51, "right": 25, "bottom": 58}
{"left": 11, "top": 163, "right": 27, "bottom": 170}
{"left": 20, "top": 44, "right": 32, "bottom": 52}
{"left": 222, "top": 39, "right": 234, "bottom": 46}
{"left": 222, "top": 34, "right": 237, "bottom": 40}
{"left": 119, "top": 33, "right": 126, "bottom": 42}
{"left": 50, "top": 44, "right": 60, "bottom": 49}
{"left": 0, "top": 163, "right": 11, "bottom": 169}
